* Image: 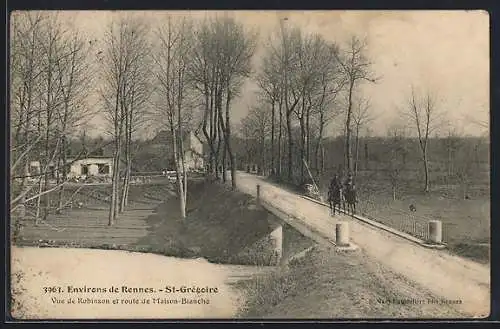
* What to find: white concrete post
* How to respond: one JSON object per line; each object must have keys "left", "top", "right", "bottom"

{"left": 428, "top": 220, "right": 442, "bottom": 244}
{"left": 269, "top": 224, "right": 283, "bottom": 265}
{"left": 336, "top": 222, "right": 350, "bottom": 246}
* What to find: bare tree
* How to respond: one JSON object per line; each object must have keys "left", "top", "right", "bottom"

{"left": 404, "top": 86, "right": 442, "bottom": 192}
{"left": 119, "top": 34, "right": 152, "bottom": 213}
{"left": 241, "top": 104, "right": 272, "bottom": 173}
{"left": 218, "top": 16, "right": 257, "bottom": 188}
{"left": 255, "top": 48, "right": 282, "bottom": 175}
{"left": 151, "top": 15, "right": 193, "bottom": 219}
{"left": 335, "top": 36, "right": 377, "bottom": 173}
{"left": 351, "top": 95, "right": 373, "bottom": 178}
{"left": 190, "top": 18, "right": 223, "bottom": 179}
{"left": 385, "top": 123, "right": 408, "bottom": 201}
{"left": 101, "top": 15, "right": 150, "bottom": 225}
{"left": 277, "top": 22, "right": 302, "bottom": 182}
{"left": 54, "top": 26, "right": 96, "bottom": 213}
{"left": 10, "top": 12, "right": 95, "bottom": 224}
{"left": 10, "top": 12, "right": 46, "bottom": 220}
{"left": 310, "top": 42, "right": 345, "bottom": 176}
{"left": 191, "top": 15, "right": 256, "bottom": 188}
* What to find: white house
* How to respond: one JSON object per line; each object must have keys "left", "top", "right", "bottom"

{"left": 182, "top": 131, "right": 204, "bottom": 171}
{"left": 151, "top": 130, "right": 205, "bottom": 171}
{"left": 29, "top": 156, "right": 114, "bottom": 179}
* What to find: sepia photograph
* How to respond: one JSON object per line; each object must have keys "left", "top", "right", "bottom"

{"left": 8, "top": 10, "right": 490, "bottom": 319}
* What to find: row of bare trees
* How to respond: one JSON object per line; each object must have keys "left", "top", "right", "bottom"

{"left": 10, "top": 12, "right": 96, "bottom": 223}
{"left": 100, "top": 16, "right": 152, "bottom": 225}
{"left": 242, "top": 18, "right": 484, "bottom": 195}
{"left": 189, "top": 16, "right": 257, "bottom": 190}
{"left": 241, "top": 19, "right": 377, "bottom": 185}
{"left": 386, "top": 112, "right": 487, "bottom": 201}
{"left": 99, "top": 14, "right": 257, "bottom": 223}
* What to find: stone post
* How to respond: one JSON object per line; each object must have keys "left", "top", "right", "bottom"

{"left": 428, "top": 220, "right": 442, "bottom": 244}
{"left": 336, "top": 221, "right": 350, "bottom": 246}
{"left": 269, "top": 224, "right": 283, "bottom": 265}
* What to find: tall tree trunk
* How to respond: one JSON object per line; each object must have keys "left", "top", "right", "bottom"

{"left": 423, "top": 150, "right": 430, "bottom": 192}
{"left": 305, "top": 104, "right": 311, "bottom": 168}
{"left": 299, "top": 118, "right": 305, "bottom": 181}
{"left": 56, "top": 149, "right": 63, "bottom": 214}
{"left": 260, "top": 135, "right": 265, "bottom": 175}
{"left": 221, "top": 89, "right": 236, "bottom": 190}
{"left": 222, "top": 129, "right": 227, "bottom": 183}
{"left": 108, "top": 133, "right": 122, "bottom": 225}
{"left": 345, "top": 81, "right": 354, "bottom": 173}
{"left": 271, "top": 101, "right": 275, "bottom": 175}
{"left": 316, "top": 112, "right": 325, "bottom": 176}
{"left": 354, "top": 124, "right": 360, "bottom": 179}
{"left": 35, "top": 174, "right": 44, "bottom": 224}
{"left": 321, "top": 141, "right": 325, "bottom": 174}
{"left": 119, "top": 109, "right": 130, "bottom": 213}
{"left": 42, "top": 127, "right": 51, "bottom": 221}
{"left": 299, "top": 97, "right": 306, "bottom": 182}
{"left": 123, "top": 132, "right": 132, "bottom": 208}
{"left": 177, "top": 79, "right": 188, "bottom": 208}
{"left": 215, "top": 105, "right": 223, "bottom": 181}
{"left": 286, "top": 113, "right": 293, "bottom": 181}
{"left": 202, "top": 88, "right": 215, "bottom": 176}
{"left": 108, "top": 94, "right": 121, "bottom": 226}
{"left": 171, "top": 127, "right": 186, "bottom": 219}
{"left": 56, "top": 134, "right": 68, "bottom": 214}
{"left": 277, "top": 100, "right": 283, "bottom": 177}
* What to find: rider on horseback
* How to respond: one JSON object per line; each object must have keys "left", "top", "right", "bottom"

{"left": 328, "top": 174, "right": 341, "bottom": 216}
{"left": 343, "top": 172, "right": 357, "bottom": 214}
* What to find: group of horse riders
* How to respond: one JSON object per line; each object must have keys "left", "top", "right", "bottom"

{"left": 327, "top": 172, "right": 357, "bottom": 216}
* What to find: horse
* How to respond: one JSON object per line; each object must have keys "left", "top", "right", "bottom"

{"left": 327, "top": 184, "right": 343, "bottom": 216}
{"left": 343, "top": 184, "right": 357, "bottom": 216}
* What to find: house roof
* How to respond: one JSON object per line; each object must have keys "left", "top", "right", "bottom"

{"left": 70, "top": 156, "right": 114, "bottom": 160}
{"left": 151, "top": 130, "right": 200, "bottom": 145}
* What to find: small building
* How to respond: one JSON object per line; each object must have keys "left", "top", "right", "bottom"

{"left": 29, "top": 156, "right": 114, "bottom": 179}
{"left": 150, "top": 130, "right": 205, "bottom": 171}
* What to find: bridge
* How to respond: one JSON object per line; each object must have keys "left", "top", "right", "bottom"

{"left": 234, "top": 171, "right": 490, "bottom": 318}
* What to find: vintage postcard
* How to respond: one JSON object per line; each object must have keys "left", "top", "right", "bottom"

{"left": 8, "top": 10, "right": 490, "bottom": 320}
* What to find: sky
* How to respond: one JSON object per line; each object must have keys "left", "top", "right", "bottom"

{"left": 32, "top": 10, "right": 490, "bottom": 138}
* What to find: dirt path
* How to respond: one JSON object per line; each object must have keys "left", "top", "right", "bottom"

{"left": 235, "top": 172, "right": 490, "bottom": 318}
{"left": 10, "top": 246, "right": 276, "bottom": 319}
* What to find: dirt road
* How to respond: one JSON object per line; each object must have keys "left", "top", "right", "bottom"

{"left": 10, "top": 246, "right": 276, "bottom": 319}
{"left": 235, "top": 172, "right": 490, "bottom": 318}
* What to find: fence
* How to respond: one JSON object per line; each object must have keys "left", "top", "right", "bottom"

{"left": 336, "top": 196, "right": 453, "bottom": 244}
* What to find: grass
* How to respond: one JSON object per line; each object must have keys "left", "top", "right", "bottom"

{"left": 236, "top": 245, "right": 462, "bottom": 318}
{"left": 14, "top": 178, "right": 313, "bottom": 266}
{"left": 352, "top": 179, "right": 490, "bottom": 263}
{"left": 135, "top": 179, "right": 312, "bottom": 265}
